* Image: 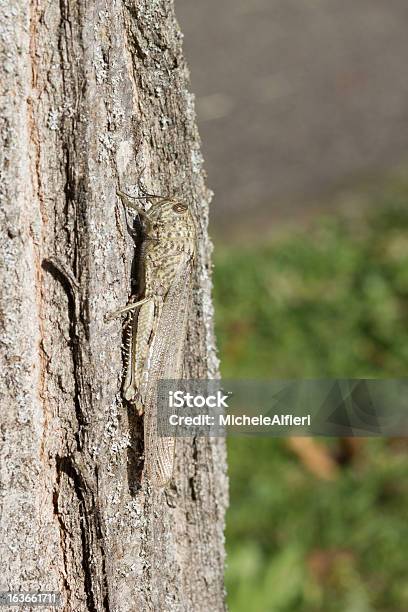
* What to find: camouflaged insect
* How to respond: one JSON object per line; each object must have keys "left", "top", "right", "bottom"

{"left": 106, "top": 191, "right": 196, "bottom": 486}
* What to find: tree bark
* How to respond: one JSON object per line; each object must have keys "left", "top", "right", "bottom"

{"left": 0, "top": 1, "right": 227, "bottom": 610}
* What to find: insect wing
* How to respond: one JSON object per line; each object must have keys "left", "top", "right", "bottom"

{"left": 144, "top": 259, "right": 193, "bottom": 486}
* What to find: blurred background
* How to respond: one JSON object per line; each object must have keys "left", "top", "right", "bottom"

{"left": 177, "top": 1, "right": 408, "bottom": 610}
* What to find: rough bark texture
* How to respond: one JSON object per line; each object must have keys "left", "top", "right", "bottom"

{"left": 0, "top": 1, "right": 227, "bottom": 610}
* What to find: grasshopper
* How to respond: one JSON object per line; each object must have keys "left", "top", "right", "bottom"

{"left": 106, "top": 190, "right": 196, "bottom": 486}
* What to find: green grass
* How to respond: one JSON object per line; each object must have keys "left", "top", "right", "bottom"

{"left": 213, "top": 199, "right": 408, "bottom": 611}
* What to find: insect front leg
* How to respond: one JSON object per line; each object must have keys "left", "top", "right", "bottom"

{"left": 116, "top": 190, "right": 149, "bottom": 216}
{"left": 116, "top": 191, "right": 153, "bottom": 234}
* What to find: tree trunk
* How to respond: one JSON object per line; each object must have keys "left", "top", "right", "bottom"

{"left": 0, "top": 1, "right": 227, "bottom": 610}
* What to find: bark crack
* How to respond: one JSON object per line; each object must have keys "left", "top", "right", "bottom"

{"left": 41, "top": 258, "right": 87, "bottom": 447}
{"left": 56, "top": 455, "right": 111, "bottom": 612}
{"left": 52, "top": 473, "right": 72, "bottom": 604}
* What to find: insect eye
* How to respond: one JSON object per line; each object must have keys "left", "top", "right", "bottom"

{"left": 172, "top": 202, "right": 188, "bottom": 214}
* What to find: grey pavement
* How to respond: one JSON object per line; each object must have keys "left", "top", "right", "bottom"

{"left": 176, "top": 0, "right": 408, "bottom": 235}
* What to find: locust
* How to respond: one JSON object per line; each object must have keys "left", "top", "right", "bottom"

{"left": 106, "top": 190, "right": 196, "bottom": 486}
